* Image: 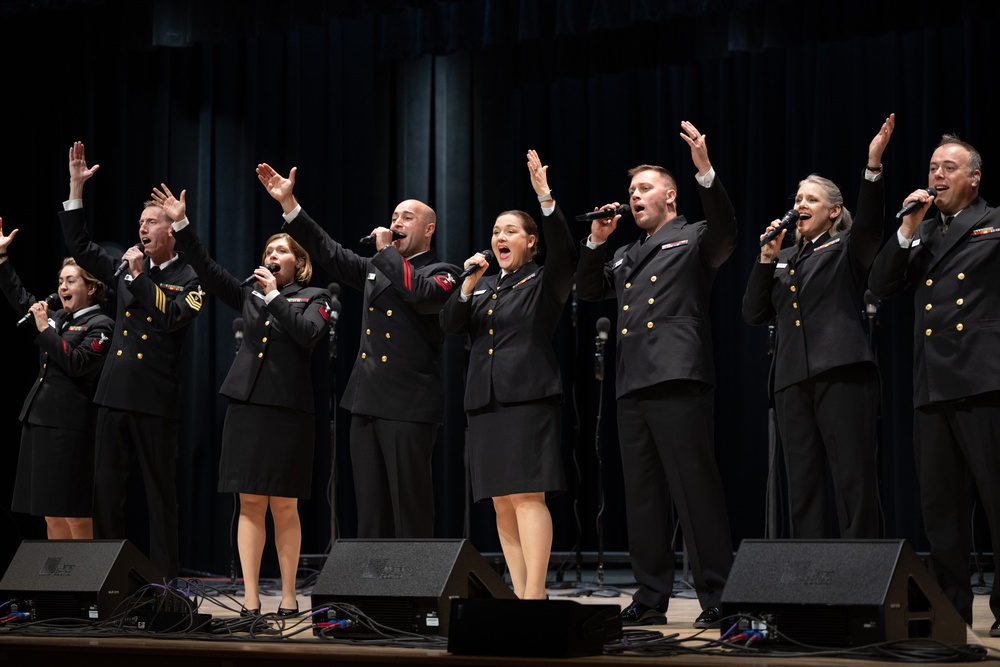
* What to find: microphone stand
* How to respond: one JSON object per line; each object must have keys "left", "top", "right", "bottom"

{"left": 566, "top": 325, "right": 622, "bottom": 598}
{"left": 865, "top": 292, "right": 886, "bottom": 538}
{"left": 764, "top": 322, "right": 783, "bottom": 539}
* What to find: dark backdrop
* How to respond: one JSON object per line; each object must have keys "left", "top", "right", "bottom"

{"left": 1, "top": 0, "right": 997, "bottom": 579}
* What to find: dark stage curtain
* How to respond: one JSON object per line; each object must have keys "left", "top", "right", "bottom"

{"left": 1, "top": 0, "right": 997, "bottom": 578}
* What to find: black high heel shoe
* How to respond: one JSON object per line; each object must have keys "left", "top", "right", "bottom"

{"left": 240, "top": 607, "right": 260, "bottom": 617}
{"left": 276, "top": 606, "right": 299, "bottom": 617}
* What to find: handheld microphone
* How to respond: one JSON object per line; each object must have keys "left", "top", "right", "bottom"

{"left": 759, "top": 210, "right": 800, "bottom": 247}
{"left": 458, "top": 249, "right": 494, "bottom": 280}
{"left": 239, "top": 263, "right": 280, "bottom": 288}
{"left": 114, "top": 242, "right": 145, "bottom": 278}
{"left": 17, "top": 293, "right": 59, "bottom": 327}
{"left": 576, "top": 204, "right": 630, "bottom": 222}
{"left": 359, "top": 230, "right": 406, "bottom": 245}
{"left": 232, "top": 317, "right": 243, "bottom": 353}
{"left": 895, "top": 188, "right": 937, "bottom": 219}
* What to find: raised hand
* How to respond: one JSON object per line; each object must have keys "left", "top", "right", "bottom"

{"left": 0, "top": 216, "right": 19, "bottom": 254}
{"left": 868, "top": 113, "right": 895, "bottom": 169}
{"left": 679, "top": 120, "right": 711, "bottom": 177}
{"left": 256, "top": 163, "right": 298, "bottom": 213}
{"left": 527, "top": 149, "right": 552, "bottom": 201}
{"left": 151, "top": 183, "right": 187, "bottom": 222}
{"left": 68, "top": 141, "right": 100, "bottom": 200}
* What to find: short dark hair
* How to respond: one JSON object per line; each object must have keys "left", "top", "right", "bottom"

{"left": 938, "top": 134, "right": 983, "bottom": 174}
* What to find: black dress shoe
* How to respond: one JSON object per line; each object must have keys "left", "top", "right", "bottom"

{"left": 990, "top": 619, "right": 1000, "bottom": 637}
{"left": 693, "top": 606, "right": 721, "bottom": 629}
{"left": 619, "top": 600, "right": 667, "bottom": 626}
{"left": 240, "top": 607, "right": 260, "bottom": 618}
{"left": 277, "top": 606, "right": 299, "bottom": 617}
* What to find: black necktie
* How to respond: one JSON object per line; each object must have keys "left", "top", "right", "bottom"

{"left": 149, "top": 266, "right": 161, "bottom": 279}
{"left": 941, "top": 215, "right": 954, "bottom": 236}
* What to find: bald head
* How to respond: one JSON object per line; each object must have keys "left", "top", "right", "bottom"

{"left": 390, "top": 199, "right": 436, "bottom": 257}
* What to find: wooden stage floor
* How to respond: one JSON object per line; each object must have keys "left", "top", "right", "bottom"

{"left": 1, "top": 565, "right": 998, "bottom": 667}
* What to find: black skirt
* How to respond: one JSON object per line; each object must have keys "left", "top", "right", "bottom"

{"left": 467, "top": 396, "right": 566, "bottom": 502}
{"left": 12, "top": 423, "right": 95, "bottom": 517}
{"left": 218, "top": 402, "right": 315, "bottom": 499}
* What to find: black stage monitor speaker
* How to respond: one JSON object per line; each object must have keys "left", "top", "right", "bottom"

{"left": 0, "top": 539, "right": 168, "bottom": 622}
{"left": 448, "top": 598, "right": 622, "bottom": 658}
{"left": 720, "top": 539, "right": 967, "bottom": 647}
{"left": 310, "top": 539, "right": 515, "bottom": 636}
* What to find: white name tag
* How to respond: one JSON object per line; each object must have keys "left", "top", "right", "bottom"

{"left": 776, "top": 262, "right": 788, "bottom": 269}
{"left": 367, "top": 272, "right": 377, "bottom": 281}
{"left": 473, "top": 289, "right": 487, "bottom": 296}
{"left": 911, "top": 238, "right": 922, "bottom": 248}
{"left": 613, "top": 258, "right": 624, "bottom": 268}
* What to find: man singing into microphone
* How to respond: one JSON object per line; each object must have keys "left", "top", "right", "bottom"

{"left": 576, "top": 121, "right": 735, "bottom": 629}
{"left": 869, "top": 134, "right": 1000, "bottom": 635}
{"left": 58, "top": 142, "right": 203, "bottom": 578}
{"left": 255, "top": 163, "right": 460, "bottom": 539}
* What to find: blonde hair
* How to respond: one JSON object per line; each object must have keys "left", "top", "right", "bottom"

{"left": 795, "top": 174, "right": 853, "bottom": 243}
{"left": 262, "top": 233, "right": 313, "bottom": 284}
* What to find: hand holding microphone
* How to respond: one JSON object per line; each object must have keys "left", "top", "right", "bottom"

{"left": 575, "top": 204, "right": 630, "bottom": 222}
{"left": 114, "top": 242, "right": 146, "bottom": 278}
{"left": 359, "top": 229, "right": 406, "bottom": 245}
{"left": 759, "top": 209, "right": 800, "bottom": 249}
{"left": 17, "top": 293, "right": 58, "bottom": 327}
{"left": 458, "top": 249, "right": 494, "bottom": 281}
{"left": 240, "top": 263, "right": 280, "bottom": 288}
{"left": 895, "top": 187, "right": 937, "bottom": 219}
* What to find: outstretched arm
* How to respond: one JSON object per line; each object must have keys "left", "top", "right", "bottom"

{"left": 851, "top": 113, "right": 895, "bottom": 269}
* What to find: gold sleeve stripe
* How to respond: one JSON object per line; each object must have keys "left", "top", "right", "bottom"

{"left": 155, "top": 286, "right": 167, "bottom": 313}
{"left": 185, "top": 291, "right": 203, "bottom": 311}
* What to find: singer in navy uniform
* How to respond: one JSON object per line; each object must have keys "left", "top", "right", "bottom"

{"left": 152, "top": 183, "right": 331, "bottom": 616}
{"left": 869, "top": 134, "right": 1000, "bottom": 634}
{"left": 58, "top": 142, "right": 203, "bottom": 578}
{"left": 576, "top": 121, "right": 735, "bottom": 628}
{"left": 0, "top": 223, "right": 113, "bottom": 539}
{"left": 440, "top": 150, "right": 573, "bottom": 599}
{"left": 742, "top": 115, "right": 894, "bottom": 540}
{"left": 255, "top": 162, "right": 460, "bottom": 539}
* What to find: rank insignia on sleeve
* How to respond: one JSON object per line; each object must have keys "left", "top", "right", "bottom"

{"left": 91, "top": 333, "right": 109, "bottom": 353}
{"left": 185, "top": 286, "right": 205, "bottom": 311}
{"left": 434, "top": 273, "right": 456, "bottom": 291}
